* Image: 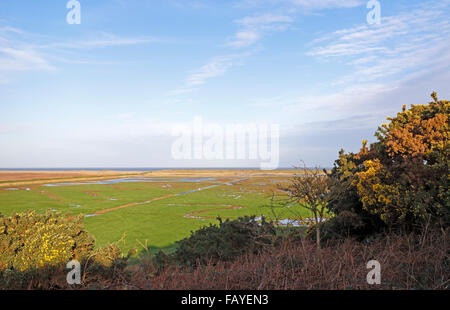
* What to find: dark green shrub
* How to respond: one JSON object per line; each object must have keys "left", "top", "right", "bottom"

{"left": 172, "top": 216, "right": 277, "bottom": 266}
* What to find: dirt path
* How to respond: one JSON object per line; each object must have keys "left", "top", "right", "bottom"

{"left": 93, "top": 194, "right": 178, "bottom": 215}
{"left": 184, "top": 204, "right": 243, "bottom": 220}
{"left": 90, "top": 178, "right": 247, "bottom": 216}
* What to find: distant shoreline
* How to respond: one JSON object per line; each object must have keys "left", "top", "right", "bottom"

{"left": 0, "top": 167, "right": 331, "bottom": 171}
{"left": 0, "top": 168, "right": 329, "bottom": 187}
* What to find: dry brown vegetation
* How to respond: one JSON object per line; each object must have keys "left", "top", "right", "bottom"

{"left": 128, "top": 229, "right": 448, "bottom": 290}
{"left": 4, "top": 228, "right": 447, "bottom": 290}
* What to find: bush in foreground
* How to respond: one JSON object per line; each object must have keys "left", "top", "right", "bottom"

{"left": 0, "top": 213, "right": 447, "bottom": 290}
{"left": 3, "top": 227, "right": 447, "bottom": 290}
{"left": 0, "top": 210, "right": 125, "bottom": 289}
{"left": 0, "top": 210, "right": 95, "bottom": 271}
{"left": 168, "top": 216, "right": 277, "bottom": 267}
{"left": 132, "top": 228, "right": 449, "bottom": 290}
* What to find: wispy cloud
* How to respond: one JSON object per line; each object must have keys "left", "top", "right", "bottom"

{"left": 0, "top": 27, "right": 55, "bottom": 82}
{"left": 173, "top": 52, "right": 252, "bottom": 94}
{"left": 231, "top": 0, "right": 449, "bottom": 142}
{"left": 228, "top": 30, "right": 261, "bottom": 48}
{"left": 229, "top": 0, "right": 363, "bottom": 49}
{"left": 238, "top": 13, "right": 293, "bottom": 26}
{"left": 282, "top": 83, "right": 398, "bottom": 121}
{"left": 287, "top": 0, "right": 364, "bottom": 9}
{"left": 0, "top": 47, "right": 55, "bottom": 71}
{"left": 307, "top": 2, "right": 450, "bottom": 85}
{"left": 186, "top": 55, "right": 235, "bottom": 87}
{"left": 42, "top": 33, "right": 164, "bottom": 50}
{"left": 168, "top": 0, "right": 209, "bottom": 9}
{"left": 228, "top": 13, "right": 293, "bottom": 48}
{"left": 0, "top": 27, "right": 171, "bottom": 82}
{"left": 274, "top": 1, "right": 450, "bottom": 141}
{"left": 176, "top": 0, "right": 365, "bottom": 93}
{"left": 235, "top": 0, "right": 364, "bottom": 10}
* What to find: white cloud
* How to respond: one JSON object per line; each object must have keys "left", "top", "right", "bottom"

{"left": 288, "top": 0, "right": 364, "bottom": 9}
{"left": 168, "top": 0, "right": 209, "bottom": 9}
{"left": 0, "top": 47, "right": 54, "bottom": 72}
{"left": 238, "top": 13, "right": 293, "bottom": 26}
{"left": 228, "top": 30, "right": 261, "bottom": 48}
{"left": 228, "top": 13, "right": 293, "bottom": 49}
{"left": 235, "top": 0, "right": 364, "bottom": 10}
{"left": 0, "top": 29, "right": 55, "bottom": 82}
{"left": 230, "top": 0, "right": 362, "bottom": 48}
{"left": 307, "top": 3, "right": 450, "bottom": 85}
{"left": 173, "top": 54, "right": 243, "bottom": 94}
{"left": 282, "top": 83, "right": 398, "bottom": 122}
{"left": 0, "top": 27, "right": 171, "bottom": 82}
{"left": 273, "top": 2, "right": 450, "bottom": 136}
{"left": 187, "top": 55, "right": 235, "bottom": 86}
{"left": 180, "top": 0, "right": 366, "bottom": 92}
{"left": 43, "top": 33, "right": 163, "bottom": 50}
{"left": 175, "top": 11, "right": 293, "bottom": 92}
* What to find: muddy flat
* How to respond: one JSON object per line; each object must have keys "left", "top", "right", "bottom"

{"left": 0, "top": 169, "right": 305, "bottom": 187}
{"left": 0, "top": 170, "right": 142, "bottom": 186}
{"left": 143, "top": 169, "right": 301, "bottom": 178}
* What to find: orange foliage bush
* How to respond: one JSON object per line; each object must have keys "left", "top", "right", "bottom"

{"left": 327, "top": 92, "right": 449, "bottom": 232}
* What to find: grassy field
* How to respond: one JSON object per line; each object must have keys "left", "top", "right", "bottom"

{"left": 0, "top": 170, "right": 314, "bottom": 254}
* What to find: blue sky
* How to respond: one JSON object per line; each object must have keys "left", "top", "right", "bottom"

{"left": 0, "top": 0, "right": 449, "bottom": 168}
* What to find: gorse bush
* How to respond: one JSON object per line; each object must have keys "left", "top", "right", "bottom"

{"left": 322, "top": 92, "right": 449, "bottom": 240}
{"left": 1, "top": 226, "right": 448, "bottom": 289}
{"left": 171, "top": 216, "right": 277, "bottom": 266}
{"left": 0, "top": 210, "right": 126, "bottom": 289}
{"left": 354, "top": 93, "right": 449, "bottom": 225}
{"left": 0, "top": 210, "right": 95, "bottom": 271}
{"left": 91, "top": 242, "right": 124, "bottom": 268}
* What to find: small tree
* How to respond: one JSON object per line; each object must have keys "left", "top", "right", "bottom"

{"left": 280, "top": 163, "right": 329, "bottom": 248}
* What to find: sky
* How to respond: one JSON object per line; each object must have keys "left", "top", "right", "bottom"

{"left": 0, "top": 0, "right": 449, "bottom": 168}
